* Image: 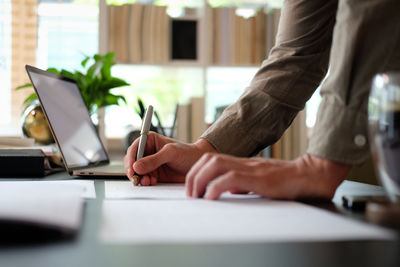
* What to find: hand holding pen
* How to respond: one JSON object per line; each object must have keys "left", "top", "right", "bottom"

{"left": 132, "top": 105, "right": 153, "bottom": 186}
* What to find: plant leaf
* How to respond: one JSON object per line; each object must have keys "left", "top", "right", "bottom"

{"left": 101, "top": 60, "right": 112, "bottom": 79}
{"left": 87, "top": 61, "right": 103, "bottom": 78}
{"left": 15, "top": 83, "right": 32, "bottom": 90}
{"left": 104, "top": 94, "right": 121, "bottom": 106}
{"left": 23, "top": 93, "right": 38, "bottom": 105}
{"left": 60, "top": 69, "right": 74, "bottom": 79}
{"left": 98, "top": 77, "right": 130, "bottom": 92}
{"left": 81, "top": 56, "right": 90, "bottom": 68}
{"left": 47, "top": 67, "right": 60, "bottom": 74}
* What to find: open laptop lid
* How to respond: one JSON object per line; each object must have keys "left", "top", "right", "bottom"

{"left": 25, "top": 65, "right": 110, "bottom": 174}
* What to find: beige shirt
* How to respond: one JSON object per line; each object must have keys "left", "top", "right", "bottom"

{"left": 201, "top": 0, "right": 400, "bottom": 165}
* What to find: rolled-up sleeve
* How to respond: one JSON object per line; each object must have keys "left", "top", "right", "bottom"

{"left": 202, "top": 0, "right": 338, "bottom": 156}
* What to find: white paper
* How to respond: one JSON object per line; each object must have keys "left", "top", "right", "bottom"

{"left": 105, "top": 182, "right": 186, "bottom": 199}
{"left": 100, "top": 184, "right": 396, "bottom": 244}
{"left": 105, "top": 181, "right": 259, "bottom": 200}
{"left": 333, "top": 180, "right": 386, "bottom": 204}
{"left": 0, "top": 180, "right": 96, "bottom": 199}
{"left": 0, "top": 183, "right": 84, "bottom": 232}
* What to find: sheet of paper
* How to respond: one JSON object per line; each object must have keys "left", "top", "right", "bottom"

{"left": 0, "top": 180, "right": 96, "bottom": 199}
{"left": 105, "top": 182, "right": 186, "bottom": 199}
{"left": 333, "top": 180, "right": 386, "bottom": 204}
{"left": 100, "top": 186, "right": 396, "bottom": 244}
{"left": 104, "top": 181, "right": 257, "bottom": 200}
{"left": 0, "top": 183, "right": 84, "bottom": 232}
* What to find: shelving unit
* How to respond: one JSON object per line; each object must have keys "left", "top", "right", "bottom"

{"left": 99, "top": 0, "right": 280, "bottom": 67}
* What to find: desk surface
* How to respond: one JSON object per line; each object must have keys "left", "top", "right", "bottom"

{"left": 0, "top": 173, "right": 399, "bottom": 267}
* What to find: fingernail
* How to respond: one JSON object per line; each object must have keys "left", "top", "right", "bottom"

{"left": 133, "top": 161, "right": 144, "bottom": 173}
{"left": 204, "top": 193, "right": 214, "bottom": 200}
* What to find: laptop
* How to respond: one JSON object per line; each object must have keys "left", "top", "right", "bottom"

{"left": 25, "top": 65, "right": 126, "bottom": 177}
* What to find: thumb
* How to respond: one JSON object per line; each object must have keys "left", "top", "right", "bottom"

{"left": 133, "top": 144, "right": 174, "bottom": 175}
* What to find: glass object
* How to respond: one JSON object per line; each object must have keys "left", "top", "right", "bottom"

{"left": 369, "top": 73, "right": 400, "bottom": 201}
{"left": 22, "top": 100, "right": 54, "bottom": 145}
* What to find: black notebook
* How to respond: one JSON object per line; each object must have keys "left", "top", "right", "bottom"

{"left": 0, "top": 149, "right": 47, "bottom": 177}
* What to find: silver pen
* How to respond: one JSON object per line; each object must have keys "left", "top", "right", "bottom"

{"left": 132, "top": 105, "right": 153, "bottom": 186}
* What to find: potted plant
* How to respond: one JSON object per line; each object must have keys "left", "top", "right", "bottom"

{"left": 17, "top": 52, "right": 129, "bottom": 143}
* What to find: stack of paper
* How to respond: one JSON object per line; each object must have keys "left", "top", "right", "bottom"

{"left": 100, "top": 182, "right": 396, "bottom": 244}
{"left": 0, "top": 180, "right": 95, "bottom": 235}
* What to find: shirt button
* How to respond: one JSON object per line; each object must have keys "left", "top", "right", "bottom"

{"left": 354, "top": 135, "right": 366, "bottom": 147}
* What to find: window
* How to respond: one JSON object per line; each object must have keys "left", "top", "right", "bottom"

{"left": 36, "top": 0, "right": 99, "bottom": 71}
{"left": 0, "top": 0, "right": 11, "bottom": 127}
{"left": 206, "top": 67, "right": 259, "bottom": 123}
{"left": 0, "top": 0, "right": 99, "bottom": 136}
{"left": 106, "top": 65, "right": 204, "bottom": 138}
{"left": 306, "top": 87, "right": 321, "bottom": 129}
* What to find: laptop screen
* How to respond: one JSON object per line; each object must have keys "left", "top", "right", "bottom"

{"left": 26, "top": 66, "right": 109, "bottom": 169}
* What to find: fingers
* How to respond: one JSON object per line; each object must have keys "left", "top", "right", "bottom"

{"left": 124, "top": 132, "right": 170, "bottom": 181}
{"left": 185, "top": 153, "right": 213, "bottom": 197}
{"left": 124, "top": 137, "right": 141, "bottom": 180}
{"left": 138, "top": 175, "right": 158, "bottom": 186}
{"left": 133, "top": 143, "right": 176, "bottom": 175}
{"left": 204, "top": 171, "right": 252, "bottom": 200}
{"left": 186, "top": 153, "right": 247, "bottom": 198}
{"left": 139, "top": 175, "right": 151, "bottom": 186}
{"left": 191, "top": 156, "right": 230, "bottom": 198}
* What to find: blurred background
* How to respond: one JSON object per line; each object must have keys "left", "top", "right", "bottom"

{"left": 0, "top": 0, "right": 322, "bottom": 160}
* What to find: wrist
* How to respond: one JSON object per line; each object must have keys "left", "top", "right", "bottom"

{"left": 297, "top": 154, "right": 352, "bottom": 198}
{"left": 193, "top": 138, "right": 218, "bottom": 155}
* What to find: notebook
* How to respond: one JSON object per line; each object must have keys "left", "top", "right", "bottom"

{"left": 0, "top": 182, "right": 84, "bottom": 243}
{"left": 25, "top": 65, "right": 126, "bottom": 177}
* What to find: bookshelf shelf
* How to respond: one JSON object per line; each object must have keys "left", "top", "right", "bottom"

{"left": 100, "top": 0, "right": 280, "bottom": 66}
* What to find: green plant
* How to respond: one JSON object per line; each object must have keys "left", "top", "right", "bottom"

{"left": 16, "top": 52, "right": 129, "bottom": 114}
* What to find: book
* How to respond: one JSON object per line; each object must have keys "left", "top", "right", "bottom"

{"left": 159, "top": 5, "right": 169, "bottom": 63}
{"left": 213, "top": 7, "right": 221, "bottom": 64}
{"left": 141, "top": 4, "right": 152, "bottom": 63}
{"left": 207, "top": 6, "right": 215, "bottom": 64}
{"left": 107, "top": 5, "right": 117, "bottom": 55}
{"left": 272, "top": 138, "right": 282, "bottom": 159}
{"left": 175, "top": 104, "right": 190, "bottom": 143}
{"left": 190, "top": 97, "right": 206, "bottom": 143}
{"left": 217, "top": 7, "right": 231, "bottom": 65}
{"left": 128, "top": 3, "right": 143, "bottom": 63}
{"left": 0, "top": 137, "right": 34, "bottom": 147}
{"left": 113, "top": 4, "right": 130, "bottom": 62}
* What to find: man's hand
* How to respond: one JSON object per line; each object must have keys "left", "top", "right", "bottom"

{"left": 186, "top": 153, "right": 351, "bottom": 200}
{"left": 124, "top": 132, "right": 216, "bottom": 185}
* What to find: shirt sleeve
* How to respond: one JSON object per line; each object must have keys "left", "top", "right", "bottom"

{"left": 201, "top": 1, "right": 338, "bottom": 156}
{"left": 307, "top": 0, "right": 400, "bottom": 165}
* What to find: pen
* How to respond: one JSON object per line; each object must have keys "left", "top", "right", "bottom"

{"left": 132, "top": 105, "right": 153, "bottom": 186}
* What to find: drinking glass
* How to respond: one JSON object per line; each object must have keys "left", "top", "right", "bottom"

{"left": 368, "top": 73, "right": 400, "bottom": 201}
